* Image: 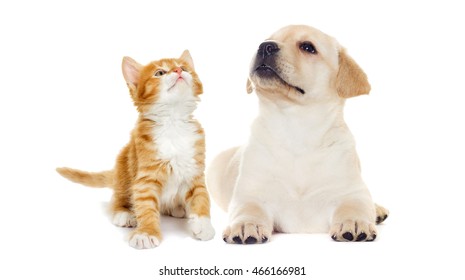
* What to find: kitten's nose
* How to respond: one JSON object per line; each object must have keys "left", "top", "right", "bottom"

{"left": 173, "top": 67, "right": 183, "bottom": 75}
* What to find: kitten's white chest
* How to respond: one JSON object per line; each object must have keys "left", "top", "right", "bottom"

{"left": 152, "top": 119, "right": 202, "bottom": 212}
{"left": 153, "top": 119, "right": 201, "bottom": 180}
{"left": 147, "top": 90, "right": 202, "bottom": 208}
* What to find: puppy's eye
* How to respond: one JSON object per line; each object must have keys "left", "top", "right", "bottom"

{"left": 154, "top": 70, "right": 166, "bottom": 77}
{"left": 299, "top": 42, "right": 317, "bottom": 54}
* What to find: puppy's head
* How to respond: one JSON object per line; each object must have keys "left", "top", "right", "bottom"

{"left": 247, "top": 25, "right": 370, "bottom": 103}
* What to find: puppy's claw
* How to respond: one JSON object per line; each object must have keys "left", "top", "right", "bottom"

{"left": 375, "top": 204, "right": 389, "bottom": 224}
{"left": 376, "top": 215, "right": 388, "bottom": 224}
{"left": 245, "top": 236, "right": 257, "bottom": 244}
{"left": 366, "top": 234, "right": 377, "bottom": 242}
{"left": 330, "top": 220, "right": 377, "bottom": 242}
{"left": 342, "top": 232, "right": 354, "bottom": 241}
{"left": 356, "top": 232, "right": 367, "bottom": 241}
{"left": 223, "top": 223, "right": 271, "bottom": 245}
{"left": 232, "top": 236, "right": 242, "bottom": 244}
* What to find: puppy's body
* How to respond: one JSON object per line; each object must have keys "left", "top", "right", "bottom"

{"left": 208, "top": 25, "right": 388, "bottom": 244}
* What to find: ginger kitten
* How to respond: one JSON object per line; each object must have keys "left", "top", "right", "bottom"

{"left": 57, "top": 50, "right": 215, "bottom": 249}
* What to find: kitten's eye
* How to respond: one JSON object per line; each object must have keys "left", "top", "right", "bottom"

{"left": 180, "top": 66, "right": 188, "bottom": 72}
{"left": 154, "top": 70, "right": 166, "bottom": 77}
{"left": 299, "top": 41, "right": 317, "bottom": 54}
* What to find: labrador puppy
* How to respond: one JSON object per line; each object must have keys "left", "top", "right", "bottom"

{"left": 207, "top": 25, "right": 388, "bottom": 244}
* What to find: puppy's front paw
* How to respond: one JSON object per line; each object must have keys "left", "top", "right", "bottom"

{"left": 189, "top": 216, "right": 215, "bottom": 241}
{"left": 223, "top": 223, "right": 271, "bottom": 245}
{"left": 330, "top": 220, "right": 377, "bottom": 242}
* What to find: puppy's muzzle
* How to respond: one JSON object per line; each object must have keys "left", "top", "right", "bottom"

{"left": 253, "top": 41, "right": 305, "bottom": 95}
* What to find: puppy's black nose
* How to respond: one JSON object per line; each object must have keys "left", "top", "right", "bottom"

{"left": 258, "top": 41, "right": 279, "bottom": 58}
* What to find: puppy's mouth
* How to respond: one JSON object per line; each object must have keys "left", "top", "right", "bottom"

{"left": 254, "top": 64, "right": 305, "bottom": 94}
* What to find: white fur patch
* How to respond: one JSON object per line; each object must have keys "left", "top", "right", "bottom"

{"left": 129, "top": 233, "right": 160, "bottom": 249}
{"left": 154, "top": 119, "right": 202, "bottom": 207}
{"left": 145, "top": 77, "right": 202, "bottom": 209}
{"left": 112, "top": 211, "right": 136, "bottom": 228}
{"left": 188, "top": 216, "right": 215, "bottom": 241}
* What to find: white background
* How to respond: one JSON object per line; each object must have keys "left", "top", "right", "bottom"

{"left": 1, "top": 0, "right": 464, "bottom": 279}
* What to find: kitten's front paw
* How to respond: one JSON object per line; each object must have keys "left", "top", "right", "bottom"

{"left": 330, "top": 219, "right": 377, "bottom": 242}
{"left": 223, "top": 222, "right": 271, "bottom": 245}
{"left": 112, "top": 211, "right": 137, "bottom": 228}
{"left": 128, "top": 232, "right": 160, "bottom": 249}
{"left": 189, "top": 216, "right": 215, "bottom": 241}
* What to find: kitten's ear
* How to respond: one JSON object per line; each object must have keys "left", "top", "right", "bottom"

{"left": 180, "top": 50, "right": 195, "bottom": 70}
{"left": 122, "top": 56, "right": 142, "bottom": 91}
{"left": 246, "top": 78, "right": 253, "bottom": 94}
{"left": 336, "top": 48, "right": 371, "bottom": 98}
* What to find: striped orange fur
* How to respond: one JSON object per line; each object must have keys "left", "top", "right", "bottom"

{"left": 57, "top": 50, "right": 215, "bottom": 249}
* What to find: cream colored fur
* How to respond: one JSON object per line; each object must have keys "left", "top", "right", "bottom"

{"left": 207, "top": 25, "right": 388, "bottom": 244}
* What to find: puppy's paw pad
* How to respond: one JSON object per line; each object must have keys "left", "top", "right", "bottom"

{"left": 223, "top": 223, "right": 271, "bottom": 245}
{"left": 112, "top": 211, "right": 137, "bottom": 228}
{"left": 189, "top": 216, "right": 215, "bottom": 241}
{"left": 128, "top": 233, "right": 160, "bottom": 249}
{"left": 330, "top": 220, "right": 377, "bottom": 242}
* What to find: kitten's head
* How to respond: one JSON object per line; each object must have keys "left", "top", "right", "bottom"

{"left": 121, "top": 50, "right": 203, "bottom": 113}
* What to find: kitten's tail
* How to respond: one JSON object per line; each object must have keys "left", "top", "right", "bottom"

{"left": 56, "top": 167, "right": 114, "bottom": 188}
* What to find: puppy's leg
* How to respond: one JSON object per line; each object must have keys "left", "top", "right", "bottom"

{"left": 223, "top": 202, "right": 273, "bottom": 244}
{"left": 330, "top": 198, "right": 377, "bottom": 242}
{"left": 375, "top": 203, "right": 389, "bottom": 224}
{"left": 206, "top": 147, "right": 240, "bottom": 211}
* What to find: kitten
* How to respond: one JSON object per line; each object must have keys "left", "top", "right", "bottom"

{"left": 57, "top": 50, "right": 215, "bottom": 249}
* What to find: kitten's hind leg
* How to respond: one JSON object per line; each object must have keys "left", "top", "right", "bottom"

{"left": 170, "top": 205, "right": 186, "bottom": 218}
{"left": 185, "top": 177, "right": 215, "bottom": 241}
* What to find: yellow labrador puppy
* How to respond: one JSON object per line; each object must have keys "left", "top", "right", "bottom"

{"left": 207, "top": 25, "right": 388, "bottom": 244}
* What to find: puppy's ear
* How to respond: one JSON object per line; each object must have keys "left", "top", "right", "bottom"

{"left": 122, "top": 56, "right": 142, "bottom": 93}
{"left": 246, "top": 78, "right": 253, "bottom": 94}
{"left": 336, "top": 49, "right": 371, "bottom": 98}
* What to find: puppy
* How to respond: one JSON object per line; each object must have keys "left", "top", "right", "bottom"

{"left": 207, "top": 25, "right": 388, "bottom": 244}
